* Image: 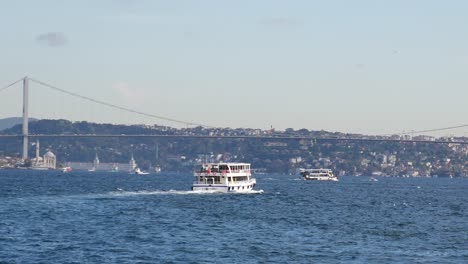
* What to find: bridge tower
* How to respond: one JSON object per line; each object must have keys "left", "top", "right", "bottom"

{"left": 22, "top": 76, "right": 29, "bottom": 160}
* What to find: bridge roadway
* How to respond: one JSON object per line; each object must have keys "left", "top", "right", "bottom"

{"left": 0, "top": 134, "right": 466, "bottom": 144}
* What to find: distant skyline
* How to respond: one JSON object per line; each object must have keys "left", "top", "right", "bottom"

{"left": 1, "top": 0, "right": 467, "bottom": 136}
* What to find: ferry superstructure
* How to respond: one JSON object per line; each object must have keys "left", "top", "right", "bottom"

{"left": 193, "top": 163, "right": 256, "bottom": 192}
{"left": 299, "top": 168, "right": 338, "bottom": 181}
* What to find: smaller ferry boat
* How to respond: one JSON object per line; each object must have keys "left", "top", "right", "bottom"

{"left": 193, "top": 162, "right": 256, "bottom": 192}
{"left": 299, "top": 168, "right": 338, "bottom": 181}
{"left": 154, "top": 165, "right": 161, "bottom": 173}
{"left": 133, "top": 167, "right": 149, "bottom": 175}
{"left": 108, "top": 164, "right": 119, "bottom": 173}
{"left": 61, "top": 166, "right": 72, "bottom": 173}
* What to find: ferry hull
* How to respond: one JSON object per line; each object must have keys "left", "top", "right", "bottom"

{"left": 192, "top": 185, "right": 229, "bottom": 192}
{"left": 303, "top": 176, "right": 338, "bottom": 181}
{"left": 192, "top": 181, "right": 256, "bottom": 193}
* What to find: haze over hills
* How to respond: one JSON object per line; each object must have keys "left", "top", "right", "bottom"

{"left": 0, "top": 117, "right": 38, "bottom": 131}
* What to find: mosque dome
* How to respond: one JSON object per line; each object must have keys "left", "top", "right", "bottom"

{"left": 44, "top": 151, "right": 56, "bottom": 158}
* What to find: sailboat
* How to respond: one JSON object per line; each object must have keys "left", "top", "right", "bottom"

{"left": 134, "top": 167, "right": 149, "bottom": 175}
{"left": 88, "top": 152, "right": 99, "bottom": 172}
{"left": 154, "top": 165, "right": 161, "bottom": 173}
{"left": 128, "top": 153, "right": 149, "bottom": 175}
{"left": 108, "top": 163, "right": 119, "bottom": 173}
{"left": 129, "top": 154, "right": 137, "bottom": 173}
{"left": 154, "top": 143, "right": 162, "bottom": 173}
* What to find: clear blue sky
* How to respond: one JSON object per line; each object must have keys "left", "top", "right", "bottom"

{"left": 1, "top": 0, "right": 467, "bottom": 136}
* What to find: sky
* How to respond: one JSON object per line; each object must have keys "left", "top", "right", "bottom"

{"left": 0, "top": 0, "right": 467, "bottom": 136}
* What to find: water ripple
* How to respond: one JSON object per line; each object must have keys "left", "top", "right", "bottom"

{"left": 0, "top": 171, "right": 467, "bottom": 263}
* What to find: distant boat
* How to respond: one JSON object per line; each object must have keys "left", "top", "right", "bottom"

{"left": 61, "top": 166, "right": 72, "bottom": 173}
{"left": 108, "top": 164, "right": 119, "bottom": 173}
{"left": 133, "top": 167, "right": 149, "bottom": 175}
{"left": 154, "top": 165, "right": 161, "bottom": 173}
{"left": 88, "top": 152, "right": 100, "bottom": 172}
{"left": 129, "top": 154, "right": 137, "bottom": 173}
{"left": 128, "top": 151, "right": 149, "bottom": 174}
{"left": 369, "top": 177, "right": 378, "bottom": 182}
{"left": 299, "top": 168, "right": 338, "bottom": 181}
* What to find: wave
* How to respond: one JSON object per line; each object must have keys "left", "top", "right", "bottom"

{"left": 108, "top": 189, "right": 264, "bottom": 196}
{"left": 108, "top": 189, "right": 194, "bottom": 196}
{"left": 11, "top": 189, "right": 265, "bottom": 201}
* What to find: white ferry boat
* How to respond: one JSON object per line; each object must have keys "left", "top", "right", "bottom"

{"left": 61, "top": 166, "right": 72, "bottom": 173}
{"left": 193, "top": 162, "right": 256, "bottom": 192}
{"left": 299, "top": 168, "right": 338, "bottom": 181}
{"left": 133, "top": 167, "right": 149, "bottom": 175}
{"left": 108, "top": 164, "right": 119, "bottom": 173}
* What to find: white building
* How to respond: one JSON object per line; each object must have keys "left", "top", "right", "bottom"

{"left": 31, "top": 140, "right": 56, "bottom": 170}
{"left": 43, "top": 151, "right": 56, "bottom": 169}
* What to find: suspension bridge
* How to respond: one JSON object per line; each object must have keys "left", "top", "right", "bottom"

{"left": 1, "top": 77, "right": 467, "bottom": 160}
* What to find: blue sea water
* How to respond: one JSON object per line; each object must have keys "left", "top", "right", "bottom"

{"left": 0, "top": 170, "right": 467, "bottom": 263}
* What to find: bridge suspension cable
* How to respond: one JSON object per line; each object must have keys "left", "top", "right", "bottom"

{"left": 381, "top": 124, "right": 468, "bottom": 136}
{"left": 1, "top": 78, "right": 466, "bottom": 136}
{"left": 29, "top": 78, "right": 216, "bottom": 128}
{"left": 0, "top": 78, "right": 22, "bottom": 93}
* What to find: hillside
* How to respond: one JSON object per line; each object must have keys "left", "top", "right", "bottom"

{"left": 0, "top": 119, "right": 466, "bottom": 176}
{"left": 0, "top": 117, "right": 38, "bottom": 131}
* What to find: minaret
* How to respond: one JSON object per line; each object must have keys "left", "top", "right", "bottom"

{"left": 93, "top": 152, "right": 100, "bottom": 170}
{"left": 129, "top": 154, "right": 137, "bottom": 172}
{"left": 155, "top": 143, "right": 159, "bottom": 162}
{"left": 35, "top": 140, "right": 40, "bottom": 165}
